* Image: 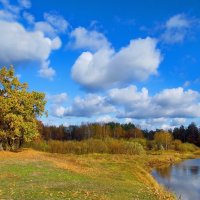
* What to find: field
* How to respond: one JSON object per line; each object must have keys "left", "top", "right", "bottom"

{"left": 0, "top": 149, "right": 197, "bottom": 200}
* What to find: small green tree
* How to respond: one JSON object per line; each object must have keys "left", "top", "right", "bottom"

{"left": 0, "top": 66, "right": 46, "bottom": 150}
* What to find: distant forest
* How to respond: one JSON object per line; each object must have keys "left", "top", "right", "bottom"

{"left": 38, "top": 121, "right": 200, "bottom": 147}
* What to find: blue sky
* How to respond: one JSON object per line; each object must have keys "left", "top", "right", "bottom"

{"left": 1, "top": 0, "right": 200, "bottom": 129}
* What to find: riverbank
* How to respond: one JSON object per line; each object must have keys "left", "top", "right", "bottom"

{"left": 0, "top": 149, "right": 200, "bottom": 200}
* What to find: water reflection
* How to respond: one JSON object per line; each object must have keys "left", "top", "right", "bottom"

{"left": 155, "top": 166, "right": 172, "bottom": 180}
{"left": 152, "top": 159, "right": 200, "bottom": 200}
{"left": 189, "top": 166, "right": 199, "bottom": 175}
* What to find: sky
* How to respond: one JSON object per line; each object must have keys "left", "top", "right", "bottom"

{"left": 0, "top": 0, "right": 200, "bottom": 130}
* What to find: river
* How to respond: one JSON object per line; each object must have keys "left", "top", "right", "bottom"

{"left": 152, "top": 158, "right": 200, "bottom": 200}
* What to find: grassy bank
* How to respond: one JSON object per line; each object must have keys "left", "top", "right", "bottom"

{"left": 1, "top": 149, "right": 199, "bottom": 200}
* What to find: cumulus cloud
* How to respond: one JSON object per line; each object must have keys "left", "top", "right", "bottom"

{"left": 0, "top": 21, "right": 58, "bottom": 62}
{"left": 72, "top": 37, "right": 162, "bottom": 89}
{"left": 52, "top": 94, "right": 115, "bottom": 118}
{"left": 38, "top": 62, "right": 56, "bottom": 79}
{"left": 47, "top": 92, "right": 68, "bottom": 104}
{"left": 69, "top": 27, "right": 111, "bottom": 51}
{"left": 0, "top": 20, "right": 61, "bottom": 79}
{"left": 111, "top": 86, "right": 200, "bottom": 119}
{"left": 109, "top": 85, "right": 149, "bottom": 107}
{"left": 51, "top": 86, "right": 200, "bottom": 123}
{"left": 52, "top": 106, "right": 66, "bottom": 118}
{"left": 0, "top": 1, "right": 68, "bottom": 79}
{"left": 161, "top": 14, "right": 193, "bottom": 43}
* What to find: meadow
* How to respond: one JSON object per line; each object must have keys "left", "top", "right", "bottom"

{"left": 1, "top": 147, "right": 199, "bottom": 200}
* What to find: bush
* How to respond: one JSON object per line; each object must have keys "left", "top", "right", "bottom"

{"left": 124, "top": 141, "right": 146, "bottom": 155}
{"left": 105, "top": 138, "right": 124, "bottom": 154}
{"left": 146, "top": 140, "right": 156, "bottom": 150}
{"left": 171, "top": 139, "right": 182, "bottom": 151}
{"left": 129, "top": 138, "right": 147, "bottom": 149}
{"left": 87, "top": 139, "right": 108, "bottom": 153}
{"left": 178, "top": 143, "right": 198, "bottom": 152}
{"left": 26, "top": 140, "right": 49, "bottom": 152}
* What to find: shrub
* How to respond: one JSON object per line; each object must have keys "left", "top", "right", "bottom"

{"left": 178, "top": 143, "right": 198, "bottom": 152}
{"left": 106, "top": 138, "right": 124, "bottom": 154}
{"left": 146, "top": 140, "right": 156, "bottom": 150}
{"left": 27, "top": 140, "right": 49, "bottom": 152}
{"left": 124, "top": 141, "right": 146, "bottom": 155}
{"left": 87, "top": 139, "right": 108, "bottom": 153}
{"left": 129, "top": 138, "right": 147, "bottom": 149}
{"left": 172, "top": 139, "right": 182, "bottom": 151}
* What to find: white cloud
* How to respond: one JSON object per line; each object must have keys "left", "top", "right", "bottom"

{"left": 0, "top": 9, "right": 17, "bottom": 21}
{"left": 154, "top": 87, "right": 199, "bottom": 107}
{"left": 69, "top": 27, "right": 111, "bottom": 51}
{"left": 170, "top": 118, "right": 186, "bottom": 126}
{"left": 0, "top": 1, "right": 65, "bottom": 79}
{"left": 34, "top": 13, "right": 68, "bottom": 38}
{"left": 0, "top": 20, "right": 60, "bottom": 79}
{"left": 0, "top": 0, "right": 20, "bottom": 14}
{"left": 52, "top": 94, "right": 115, "bottom": 118}
{"left": 133, "top": 117, "right": 187, "bottom": 130}
{"left": 18, "top": 0, "right": 31, "bottom": 9}
{"left": 161, "top": 14, "right": 193, "bottom": 43}
{"left": 44, "top": 13, "right": 69, "bottom": 33}
{"left": 39, "top": 62, "right": 56, "bottom": 80}
{"left": 72, "top": 37, "right": 162, "bottom": 89}
{"left": 0, "top": 0, "right": 31, "bottom": 20}
{"left": 166, "top": 14, "right": 190, "bottom": 29}
{"left": 96, "top": 115, "right": 117, "bottom": 123}
{"left": 183, "top": 81, "right": 190, "bottom": 88}
{"left": 124, "top": 118, "right": 133, "bottom": 124}
{"left": 50, "top": 85, "right": 200, "bottom": 123}
{"left": 0, "top": 0, "right": 20, "bottom": 21}
{"left": 34, "top": 21, "right": 58, "bottom": 37}
{"left": 23, "top": 11, "right": 34, "bottom": 24}
{"left": 47, "top": 92, "right": 68, "bottom": 104}
{"left": 113, "top": 86, "right": 200, "bottom": 119}
{"left": 109, "top": 85, "right": 149, "bottom": 107}
{"left": 0, "top": 21, "right": 53, "bottom": 62}
{"left": 52, "top": 106, "right": 66, "bottom": 118}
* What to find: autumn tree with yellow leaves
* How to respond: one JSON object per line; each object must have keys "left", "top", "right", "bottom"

{"left": 154, "top": 131, "right": 173, "bottom": 150}
{"left": 0, "top": 66, "right": 46, "bottom": 150}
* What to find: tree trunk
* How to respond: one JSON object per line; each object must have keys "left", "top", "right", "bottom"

{"left": 0, "top": 142, "right": 3, "bottom": 151}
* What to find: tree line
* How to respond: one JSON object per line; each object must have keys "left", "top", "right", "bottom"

{"left": 39, "top": 121, "right": 200, "bottom": 147}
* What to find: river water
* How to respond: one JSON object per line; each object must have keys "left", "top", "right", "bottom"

{"left": 152, "top": 158, "right": 200, "bottom": 200}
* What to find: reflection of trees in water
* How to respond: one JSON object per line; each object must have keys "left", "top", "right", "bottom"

{"left": 156, "top": 166, "right": 172, "bottom": 180}
{"left": 189, "top": 166, "right": 199, "bottom": 176}
{"left": 177, "top": 164, "right": 199, "bottom": 176}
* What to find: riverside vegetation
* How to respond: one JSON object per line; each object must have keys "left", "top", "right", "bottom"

{"left": 1, "top": 67, "right": 200, "bottom": 200}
